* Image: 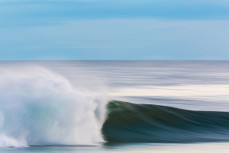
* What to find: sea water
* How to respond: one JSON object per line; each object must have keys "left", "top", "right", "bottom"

{"left": 0, "top": 61, "right": 229, "bottom": 152}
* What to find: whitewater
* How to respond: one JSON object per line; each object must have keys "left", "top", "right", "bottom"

{"left": 0, "top": 66, "right": 107, "bottom": 147}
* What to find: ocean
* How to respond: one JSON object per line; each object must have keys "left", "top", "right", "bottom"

{"left": 0, "top": 61, "right": 229, "bottom": 153}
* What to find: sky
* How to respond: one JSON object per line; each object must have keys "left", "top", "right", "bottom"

{"left": 1, "top": 0, "right": 229, "bottom": 60}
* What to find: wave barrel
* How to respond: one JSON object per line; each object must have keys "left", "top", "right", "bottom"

{"left": 102, "top": 101, "right": 229, "bottom": 143}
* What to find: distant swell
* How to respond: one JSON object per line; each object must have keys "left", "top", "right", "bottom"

{"left": 102, "top": 101, "right": 229, "bottom": 143}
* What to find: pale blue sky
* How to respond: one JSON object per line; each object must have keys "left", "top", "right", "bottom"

{"left": 1, "top": 0, "right": 229, "bottom": 60}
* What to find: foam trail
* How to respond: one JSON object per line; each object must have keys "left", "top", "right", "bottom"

{"left": 0, "top": 66, "right": 107, "bottom": 147}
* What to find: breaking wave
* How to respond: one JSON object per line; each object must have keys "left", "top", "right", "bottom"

{"left": 0, "top": 66, "right": 229, "bottom": 148}
{"left": 102, "top": 101, "right": 229, "bottom": 143}
{"left": 0, "top": 66, "right": 107, "bottom": 147}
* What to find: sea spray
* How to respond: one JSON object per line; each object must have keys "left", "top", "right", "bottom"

{"left": 0, "top": 66, "right": 107, "bottom": 147}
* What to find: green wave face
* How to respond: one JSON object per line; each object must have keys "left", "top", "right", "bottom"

{"left": 102, "top": 101, "right": 229, "bottom": 143}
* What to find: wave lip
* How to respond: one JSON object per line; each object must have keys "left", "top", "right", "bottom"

{"left": 102, "top": 100, "right": 229, "bottom": 143}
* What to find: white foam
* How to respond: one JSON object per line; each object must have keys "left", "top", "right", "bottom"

{"left": 0, "top": 66, "right": 107, "bottom": 147}
{"left": 111, "top": 85, "right": 229, "bottom": 100}
{"left": 0, "top": 133, "right": 27, "bottom": 148}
